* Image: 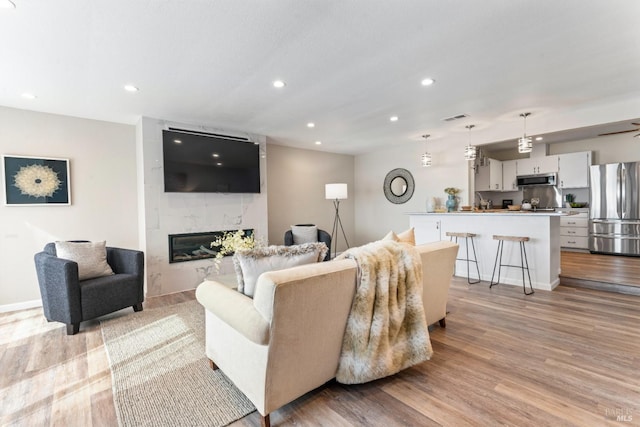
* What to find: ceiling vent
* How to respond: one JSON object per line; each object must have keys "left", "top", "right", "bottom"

{"left": 442, "top": 114, "right": 469, "bottom": 122}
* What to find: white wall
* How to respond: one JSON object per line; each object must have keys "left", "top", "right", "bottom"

{"left": 266, "top": 143, "right": 354, "bottom": 252}
{"left": 548, "top": 132, "right": 640, "bottom": 165}
{"left": 355, "top": 138, "right": 471, "bottom": 246}
{"left": 0, "top": 106, "right": 138, "bottom": 310}
{"left": 137, "top": 117, "right": 268, "bottom": 296}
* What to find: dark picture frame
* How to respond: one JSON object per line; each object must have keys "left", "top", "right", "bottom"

{"left": 2, "top": 155, "right": 71, "bottom": 206}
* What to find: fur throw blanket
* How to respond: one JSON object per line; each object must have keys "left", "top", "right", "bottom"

{"left": 335, "top": 240, "right": 432, "bottom": 384}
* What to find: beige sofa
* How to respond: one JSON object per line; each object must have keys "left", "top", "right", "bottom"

{"left": 195, "top": 240, "right": 458, "bottom": 427}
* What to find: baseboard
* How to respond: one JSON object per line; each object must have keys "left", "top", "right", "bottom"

{"left": 0, "top": 299, "right": 42, "bottom": 314}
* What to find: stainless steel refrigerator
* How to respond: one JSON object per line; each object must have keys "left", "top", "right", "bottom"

{"left": 589, "top": 162, "right": 640, "bottom": 255}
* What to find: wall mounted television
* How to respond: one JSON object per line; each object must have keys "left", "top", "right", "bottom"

{"left": 162, "top": 128, "right": 261, "bottom": 193}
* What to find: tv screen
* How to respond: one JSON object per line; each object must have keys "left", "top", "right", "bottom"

{"left": 162, "top": 129, "right": 261, "bottom": 193}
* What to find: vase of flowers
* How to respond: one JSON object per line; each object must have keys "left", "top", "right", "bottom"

{"left": 210, "top": 229, "right": 257, "bottom": 272}
{"left": 444, "top": 187, "right": 460, "bottom": 212}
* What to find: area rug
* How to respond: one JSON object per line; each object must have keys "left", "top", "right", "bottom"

{"left": 100, "top": 300, "right": 255, "bottom": 427}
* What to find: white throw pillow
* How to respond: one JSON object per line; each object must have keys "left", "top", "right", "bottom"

{"left": 55, "top": 241, "right": 115, "bottom": 280}
{"left": 290, "top": 224, "right": 318, "bottom": 244}
{"left": 381, "top": 227, "right": 416, "bottom": 246}
{"left": 233, "top": 242, "right": 328, "bottom": 297}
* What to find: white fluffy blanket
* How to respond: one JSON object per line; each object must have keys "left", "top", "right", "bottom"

{"left": 335, "top": 240, "right": 432, "bottom": 384}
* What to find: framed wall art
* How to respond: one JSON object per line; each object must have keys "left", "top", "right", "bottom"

{"left": 2, "top": 155, "right": 71, "bottom": 206}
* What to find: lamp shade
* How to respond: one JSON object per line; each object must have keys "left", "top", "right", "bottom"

{"left": 325, "top": 183, "right": 348, "bottom": 200}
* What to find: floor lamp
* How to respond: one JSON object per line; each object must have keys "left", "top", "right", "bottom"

{"left": 325, "top": 183, "right": 349, "bottom": 256}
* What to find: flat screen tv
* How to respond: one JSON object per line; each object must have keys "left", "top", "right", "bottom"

{"left": 162, "top": 129, "right": 261, "bottom": 193}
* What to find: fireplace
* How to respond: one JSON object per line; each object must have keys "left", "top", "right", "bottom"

{"left": 168, "top": 229, "right": 254, "bottom": 263}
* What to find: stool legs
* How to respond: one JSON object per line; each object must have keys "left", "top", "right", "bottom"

{"left": 519, "top": 241, "right": 534, "bottom": 295}
{"left": 490, "top": 240, "right": 504, "bottom": 288}
{"left": 490, "top": 240, "right": 534, "bottom": 295}
{"left": 450, "top": 235, "right": 481, "bottom": 284}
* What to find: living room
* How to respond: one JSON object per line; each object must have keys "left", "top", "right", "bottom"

{"left": 2, "top": 1, "right": 640, "bottom": 426}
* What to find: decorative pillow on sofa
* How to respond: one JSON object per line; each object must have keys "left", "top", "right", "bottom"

{"left": 382, "top": 227, "right": 416, "bottom": 245}
{"left": 291, "top": 224, "right": 318, "bottom": 244}
{"left": 55, "top": 241, "right": 115, "bottom": 280}
{"left": 233, "top": 242, "right": 328, "bottom": 297}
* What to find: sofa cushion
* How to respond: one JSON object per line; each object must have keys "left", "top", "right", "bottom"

{"left": 290, "top": 224, "right": 318, "bottom": 244}
{"left": 55, "top": 240, "right": 115, "bottom": 280}
{"left": 382, "top": 227, "right": 416, "bottom": 245}
{"left": 233, "top": 242, "right": 328, "bottom": 297}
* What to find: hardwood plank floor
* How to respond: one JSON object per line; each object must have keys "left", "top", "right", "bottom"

{"left": 2, "top": 280, "right": 639, "bottom": 426}
{"left": 561, "top": 250, "right": 640, "bottom": 287}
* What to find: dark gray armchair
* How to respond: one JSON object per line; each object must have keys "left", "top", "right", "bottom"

{"left": 34, "top": 242, "right": 144, "bottom": 335}
{"left": 284, "top": 227, "right": 332, "bottom": 261}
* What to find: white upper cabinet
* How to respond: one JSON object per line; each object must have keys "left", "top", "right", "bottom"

{"left": 475, "top": 158, "right": 503, "bottom": 191}
{"left": 502, "top": 160, "right": 518, "bottom": 191}
{"left": 558, "top": 151, "right": 592, "bottom": 188}
{"left": 517, "top": 155, "right": 559, "bottom": 175}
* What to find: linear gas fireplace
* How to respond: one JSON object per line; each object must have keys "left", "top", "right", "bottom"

{"left": 168, "top": 229, "right": 254, "bottom": 263}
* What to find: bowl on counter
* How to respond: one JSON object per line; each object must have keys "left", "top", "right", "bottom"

{"left": 460, "top": 205, "right": 472, "bottom": 211}
{"left": 507, "top": 205, "right": 521, "bottom": 211}
{"left": 521, "top": 203, "right": 532, "bottom": 210}
{"left": 570, "top": 202, "right": 587, "bottom": 208}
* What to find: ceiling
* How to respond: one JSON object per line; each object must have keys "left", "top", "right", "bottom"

{"left": 1, "top": 1, "right": 639, "bottom": 155}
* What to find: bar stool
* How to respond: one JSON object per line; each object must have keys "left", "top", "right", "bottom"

{"left": 445, "top": 231, "right": 481, "bottom": 284}
{"left": 490, "top": 235, "right": 534, "bottom": 295}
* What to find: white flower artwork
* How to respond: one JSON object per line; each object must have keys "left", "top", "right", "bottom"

{"left": 13, "top": 164, "right": 62, "bottom": 197}
{"left": 3, "top": 155, "right": 70, "bottom": 205}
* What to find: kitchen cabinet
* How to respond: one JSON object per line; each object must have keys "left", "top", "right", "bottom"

{"left": 517, "top": 155, "right": 559, "bottom": 175}
{"left": 475, "top": 158, "right": 503, "bottom": 191}
{"left": 558, "top": 209, "right": 589, "bottom": 250}
{"left": 558, "top": 151, "right": 592, "bottom": 188}
{"left": 409, "top": 216, "right": 441, "bottom": 243}
{"left": 502, "top": 160, "right": 518, "bottom": 191}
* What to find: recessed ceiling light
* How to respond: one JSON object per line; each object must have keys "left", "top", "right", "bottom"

{"left": 174, "top": 139, "right": 182, "bottom": 144}
{"left": 421, "top": 78, "right": 435, "bottom": 86}
{"left": 315, "top": 141, "right": 322, "bottom": 145}
{"left": 390, "top": 116, "right": 399, "bottom": 122}
{"left": 0, "top": 0, "right": 16, "bottom": 9}
{"left": 535, "top": 136, "right": 543, "bottom": 141}
{"left": 307, "top": 122, "right": 315, "bottom": 128}
{"left": 212, "top": 153, "right": 220, "bottom": 158}
{"left": 21, "top": 93, "right": 36, "bottom": 100}
{"left": 124, "top": 84, "right": 139, "bottom": 92}
{"left": 215, "top": 162, "right": 223, "bottom": 166}
{"left": 273, "top": 80, "right": 286, "bottom": 88}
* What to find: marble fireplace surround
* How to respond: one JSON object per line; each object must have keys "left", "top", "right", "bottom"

{"left": 137, "top": 117, "right": 269, "bottom": 297}
{"left": 169, "top": 229, "right": 254, "bottom": 263}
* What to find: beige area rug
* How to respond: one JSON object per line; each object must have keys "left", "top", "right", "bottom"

{"left": 100, "top": 300, "right": 255, "bottom": 427}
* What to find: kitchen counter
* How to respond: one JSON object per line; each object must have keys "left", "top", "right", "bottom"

{"left": 409, "top": 210, "right": 568, "bottom": 216}
{"left": 408, "top": 212, "right": 562, "bottom": 291}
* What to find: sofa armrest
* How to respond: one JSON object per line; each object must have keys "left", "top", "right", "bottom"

{"left": 415, "top": 241, "right": 458, "bottom": 326}
{"left": 34, "top": 251, "right": 82, "bottom": 324}
{"left": 107, "top": 247, "right": 144, "bottom": 276}
{"left": 196, "top": 280, "right": 270, "bottom": 345}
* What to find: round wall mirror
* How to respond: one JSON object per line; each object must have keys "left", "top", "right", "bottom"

{"left": 383, "top": 168, "right": 415, "bottom": 204}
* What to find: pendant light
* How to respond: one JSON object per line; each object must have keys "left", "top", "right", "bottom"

{"left": 518, "top": 112, "right": 533, "bottom": 153}
{"left": 421, "top": 134, "right": 432, "bottom": 167}
{"left": 464, "top": 125, "right": 477, "bottom": 160}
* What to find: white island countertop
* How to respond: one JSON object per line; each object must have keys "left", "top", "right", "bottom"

{"left": 408, "top": 211, "right": 566, "bottom": 291}
{"left": 408, "top": 210, "right": 570, "bottom": 216}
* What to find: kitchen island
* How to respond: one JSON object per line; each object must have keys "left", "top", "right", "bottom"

{"left": 408, "top": 211, "right": 566, "bottom": 291}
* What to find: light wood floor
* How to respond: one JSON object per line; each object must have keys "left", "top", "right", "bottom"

{"left": 2, "top": 278, "right": 639, "bottom": 427}
{"left": 561, "top": 250, "right": 640, "bottom": 287}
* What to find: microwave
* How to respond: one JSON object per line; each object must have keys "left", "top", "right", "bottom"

{"left": 516, "top": 173, "right": 557, "bottom": 187}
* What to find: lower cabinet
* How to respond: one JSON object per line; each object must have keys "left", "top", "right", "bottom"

{"left": 559, "top": 210, "right": 589, "bottom": 250}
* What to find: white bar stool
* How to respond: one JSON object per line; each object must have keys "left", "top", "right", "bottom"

{"left": 490, "top": 235, "right": 534, "bottom": 295}
{"left": 445, "top": 231, "right": 481, "bottom": 284}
